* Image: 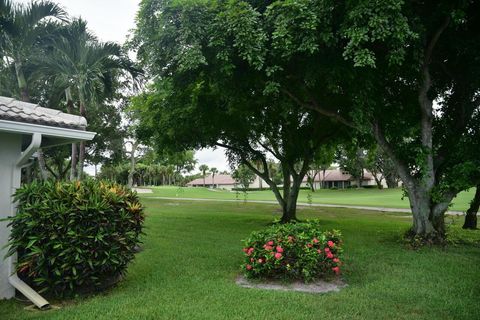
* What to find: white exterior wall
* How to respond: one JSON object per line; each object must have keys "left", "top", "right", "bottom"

{"left": 0, "top": 132, "right": 21, "bottom": 299}
{"left": 217, "top": 184, "right": 236, "bottom": 190}
{"left": 250, "top": 176, "right": 267, "bottom": 189}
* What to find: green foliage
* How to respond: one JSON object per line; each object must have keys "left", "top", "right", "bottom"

{"left": 341, "top": 0, "right": 417, "bottom": 67}
{"left": 131, "top": 0, "right": 348, "bottom": 222}
{"left": 232, "top": 165, "right": 256, "bottom": 190}
{"left": 6, "top": 180, "right": 145, "bottom": 296}
{"left": 242, "top": 221, "right": 343, "bottom": 282}
{"left": 336, "top": 144, "right": 367, "bottom": 185}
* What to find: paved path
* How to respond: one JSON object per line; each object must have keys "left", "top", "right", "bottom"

{"left": 147, "top": 196, "right": 464, "bottom": 216}
{"left": 133, "top": 188, "right": 153, "bottom": 194}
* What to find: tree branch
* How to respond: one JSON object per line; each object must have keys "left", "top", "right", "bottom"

{"left": 215, "top": 141, "right": 286, "bottom": 208}
{"left": 418, "top": 16, "right": 450, "bottom": 188}
{"left": 372, "top": 121, "right": 414, "bottom": 189}
{"left": 281, "top": 89, "right": 356, "bottom": 128}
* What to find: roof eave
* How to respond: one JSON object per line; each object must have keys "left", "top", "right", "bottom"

{"left": 0, "top": 119, "right": 96, "bottom": 147}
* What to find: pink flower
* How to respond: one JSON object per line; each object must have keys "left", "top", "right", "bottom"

{"left": 247, "top": 248, "right": 254, "bottom": 256}
{"left": 332, "top": 266, "right": 340, "bottom": 275}
{"left": 326, "top": 252, "right": 334, "bottom": 259}
{"left": 246, "top": 264, "right": 252, "bottom": 270}
{"left": 250, "top": 258, "right": 254, "bottom": 262}
{"left": 267, "top": 241, "right": 274, "bottom": 246}
{"left": 276, "top": 246, "right": 284, "bottom": 253}
{"left": 242, "top": 248, "right": 248, "bottom": 253}
{"left": 333, "top": 258, "right": 340, "bottom": 263}
{"left": 307, "top": 244, "right": 313, "bottom": 248}
{"left": 263, "top": 245, "right": 273, "bottom": 251}
{"left": 274, "top": 252, "right": 283, "bottom": 260}
{"left": 327, "top": 240, "right": 335, "bottom": 248}
{"left": 258, "top": 258, "right": 264, "bottom": 263}
{"left": 324, "top": 247, "right": 330, "bottom": 253}
{"left": 317, "top": 249, "right": 322, "bottom": 254}
{"left": 313, "top": 238, "right": 319, "bottom": 244}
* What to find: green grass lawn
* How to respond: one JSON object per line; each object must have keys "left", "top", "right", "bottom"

{"left": 143, "top": 186, "right": 474, "bottom": 211}
{"left": 1, "top": 198, "right": 479, "bottom": 320}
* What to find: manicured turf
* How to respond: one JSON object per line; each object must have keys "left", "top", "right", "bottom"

{"left": 1, "top": 198, "right": 479, "bottom": 320}
{"left": 143, "top": 186, "right": 474, "bottom": 211}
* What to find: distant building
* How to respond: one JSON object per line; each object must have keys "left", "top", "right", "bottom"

{"left": 187, "top": 169, "right": 389, "bottom": 190}
{"left": 187, "top": 174, "right": 236, "bottom": 189}
{"left": 187, "top": 174, "right": 266, "bottom": 190}
{"left": 302, "top": 169, "right": 385, "bottom": 189}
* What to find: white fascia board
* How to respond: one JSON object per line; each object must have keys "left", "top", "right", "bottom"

{"left": 0, "top": 119, "right": 96, "bottom": 142}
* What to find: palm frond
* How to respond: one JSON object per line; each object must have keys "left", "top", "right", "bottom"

{"left": 21, "top": 0, "right": 68, "bottom": 26}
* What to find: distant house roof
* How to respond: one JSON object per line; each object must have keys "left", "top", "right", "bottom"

{"left": 188, "top": 174, "right": 236, "bottom": 186}
{"left": 0, "top": 96, "right": 87, "bottom": 130}
{"left": 303, "top": 169, "right": 374, "bottom": 182}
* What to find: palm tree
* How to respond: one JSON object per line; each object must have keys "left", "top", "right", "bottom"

{"left": 0, "top": 0, "right": 67, "bottom": 180}
{"left": 199, "top": 164, "right": 209, "bottom": 187}
{"left": 0, "top": 0, "right": 67, "bottom": 101}
{"left": 35, "top": 18, "right": 141, "bottom": 179}
{"left": 210, "top": 167, "right": 218, "bottom": 188}
{"left": 166, "top": 165, "right": 175, "bottom": 185}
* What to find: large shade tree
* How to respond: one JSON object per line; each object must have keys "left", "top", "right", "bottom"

{"left": 329, "top": 1, "right": 479, "bottom": 241}
{"left": 135, "top": 0, "right": 480, "bottom": 241}
{"left": 321, "top": 0, "right": 480, "bottom": 241}
{"left": 131, "top": 0, "right": 346, "bottom": 221}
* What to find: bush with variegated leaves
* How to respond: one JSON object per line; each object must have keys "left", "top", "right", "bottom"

{"left": 6, "top": 180, "right": 144, "bottom": 296}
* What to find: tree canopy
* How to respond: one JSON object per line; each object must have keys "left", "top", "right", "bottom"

{"left": 131, "top": 0, "right": 349, "bottom": 221}
{"left": 132, "top": 0, "right": 480, "bottom": 239}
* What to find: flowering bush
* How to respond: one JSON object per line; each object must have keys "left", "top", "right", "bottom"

{"left": 242, "top": 220, "right": 343, "bottom": 282}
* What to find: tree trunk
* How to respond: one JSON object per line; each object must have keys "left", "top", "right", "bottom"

{"left": 281, "top": 176, "right": 301, "bottom": 223}
{"left": 373, "top": 174, "right": 384, "bottom": 189}
{"left": 65, "top": 88, "right": 78, "bottom": 181}
{"left": 278, "top": 168, "right": 302, "bottom": 223}
{"left": 77, "top": 91, "right": 87, "bottom": 180}
{"left": 373, "top": 123, "right": 449, "bottom": 242}
{"left": 321, "top": 169, "right": 326, "bottom": 189}
{"left": 77, "top": 141, "right": 86, "bottom": 179}
{"left": 306, "top": 171, "right": 317, "bottom": 192}
{"left": 385, "top": 174, "right": 397, "bottom": 188}
{"left": 15, "top": 64, "right": 50, "bottom": 180}
{"left": 14, "top": 61, "right": 30, "bottom": 102}
{"left": 36, "top": 149, "right": 49, "bottom": 180}
{"left": 405, "top": 185, "right": 449, "bottom": 242}
{"left": 463, "top": 185, "right": 480, "bottom": 229}
{"left": 127, "top": 141, "right": 138, "bottom": 188}
{"left": 70, "top": 143, "right": 78, "bottom": 181}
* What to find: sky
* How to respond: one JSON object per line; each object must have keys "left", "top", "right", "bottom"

{"left": 16, "top": 0, "right": 230, "bottom": 173}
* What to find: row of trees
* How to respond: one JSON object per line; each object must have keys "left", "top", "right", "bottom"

{"left": 100, "top": 148, "right": 198, "bottom": 187}
{"left": 131, "top": 0, "right": 480, "bottom": 240}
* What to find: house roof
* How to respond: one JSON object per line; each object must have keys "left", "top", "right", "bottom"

{"left": 303, "top": 169, "right": 374, "bottom": 182}
{"left": 0, "top": 96, "right": 95, "bottom": 148}
{"left": 188, "top": 174, "right": 236, "bottom": 186}
{"left": 0, "top": 96, "right": 87, "bottom": 130}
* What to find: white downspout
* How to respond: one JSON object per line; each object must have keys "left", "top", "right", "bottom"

{"left": 8, "top": 133, "right": 50, "bottom": 310}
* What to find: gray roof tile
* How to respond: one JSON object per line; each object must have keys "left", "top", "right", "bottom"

{"left": 0, "top": 96, "right": 87, "bottom": 130}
